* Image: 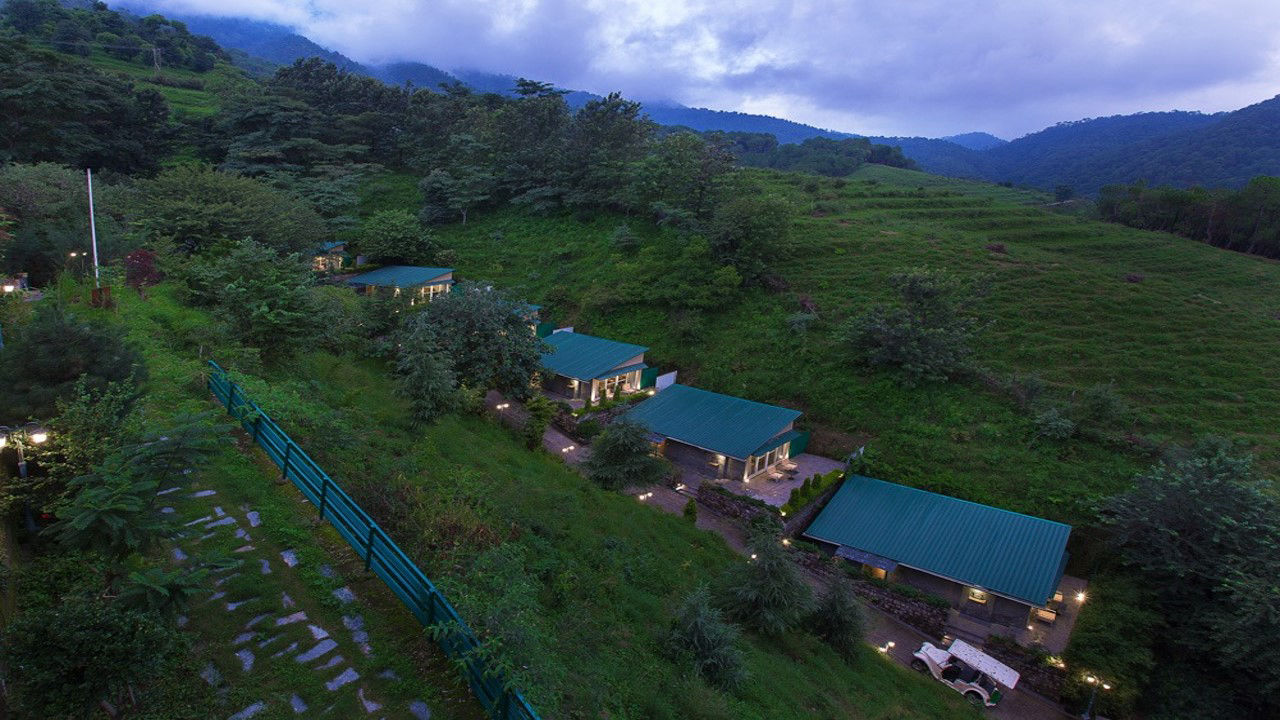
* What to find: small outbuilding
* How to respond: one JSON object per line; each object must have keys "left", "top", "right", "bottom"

{"left": 540, "top": 331, "right": 648, "bottom": 404}
{"left": 346, "top": 266, "right": 454, "bottom": 304}
{"left": 804, "top": 476, "right": 1071, "bottom": 629}
{"left": 311, "top": 241, "right": 347, "bottom": 272}
{"left": 624, "top": 384, "right": 802, "bottom": 482}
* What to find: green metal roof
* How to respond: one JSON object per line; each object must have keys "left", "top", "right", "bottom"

{"left": 315, "top": 241, "right": 345, "bottom": 253}
{"left": 805, "top": 476, "right": 1071, "bottom": 606}
{"left": 596, "top": 362, "right": 647, "bottom": 380}
{"left": 753, "top": 428, "right": 804, "bottom": 457}
{"left": 541, "top": 332, "right": 647, "bottom": 381}
{"left": 624, "top": 384, "right": 801, "bottom": 460}
{"left": 346, "top": 266, "right": 453, "bottom": 289}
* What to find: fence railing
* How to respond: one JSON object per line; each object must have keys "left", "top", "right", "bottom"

{"left": 206, "top": 360, "right": 540, "bottom": 720}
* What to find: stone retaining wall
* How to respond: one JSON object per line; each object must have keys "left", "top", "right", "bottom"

{"left": 695, "top": 484, "right": 778, "bottom": 524}
{"left": 791, "top": 550, "right": 948, "bottom": 638}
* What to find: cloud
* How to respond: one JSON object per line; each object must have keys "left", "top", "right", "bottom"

{"left": 148, "top": 0, "right": 1280, "bottom": 137}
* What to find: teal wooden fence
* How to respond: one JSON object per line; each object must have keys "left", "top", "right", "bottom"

{"left": 206, "top": 360, "right": 540, "bottom": 720}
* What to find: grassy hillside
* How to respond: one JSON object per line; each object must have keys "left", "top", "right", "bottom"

{"left": 63, "top": 50, "right": 226, "bottom": 117}
{"left": 98, "top": 286, "right": 974, "bottom": 720}
{"left": 430, "top": 165, "right": 1280, "bottom": 526}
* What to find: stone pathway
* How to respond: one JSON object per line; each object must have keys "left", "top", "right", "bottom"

{"left": 163, "top": 477, "right": 448, "bottom": 719}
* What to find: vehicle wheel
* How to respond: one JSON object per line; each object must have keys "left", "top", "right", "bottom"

{"left": 910, "top": 659, "right": 929, "bottom": 673}
{"left": 964, "top": 691, "right": 985, "bottom": 708}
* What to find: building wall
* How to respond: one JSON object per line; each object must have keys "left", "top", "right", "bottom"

{"left": 893, "top": 566, "right": 1032, "bottom": 626}
{"left": 544, "top": 374, "right": 578, "bottom": 399}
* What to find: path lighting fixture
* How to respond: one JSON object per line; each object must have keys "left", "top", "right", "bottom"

{"left": 1, "top": 424, "right": 52, "bottom": 533}
{"left": 780, "top": 510, "right": 787, "bottom": 517}
{"left": 2, "top": 284, "right": 14, "bottom": 293}
{"left": 878, "top": 641, "right": 895, "bottom": 653}
{"left": 1081, "top": 673, "right": 1113, "bottom": 720}
{"left": 1076, "top": 591, "right": 1087, "bottom": 603}
{"left": 781, "top": 538, "right": 791, "bottom": 546}
{"left": 749, "top": 553, "right": 757, "bottom": 561}
{"left": 69, "top": 252, "right": 78, "bottom": 257}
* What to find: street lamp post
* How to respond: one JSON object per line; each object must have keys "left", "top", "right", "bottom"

{"left": 1081, "top": 674, "right": 1112, "bottom": 720}
{"left": 0, "top": 424, "right": 51, "bottom": 533}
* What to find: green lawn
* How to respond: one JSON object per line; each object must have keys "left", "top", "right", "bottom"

{"left": 429, "top": 166, "right": 1280, "bottom": 527}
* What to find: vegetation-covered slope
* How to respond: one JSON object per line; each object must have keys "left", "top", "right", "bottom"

{"left": 434, "top": 164, "right": 1280, "bottom": 524}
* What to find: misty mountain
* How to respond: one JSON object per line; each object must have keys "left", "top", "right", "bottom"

{"left": 125, "top": 4, "right": 1280, "bottom": 192}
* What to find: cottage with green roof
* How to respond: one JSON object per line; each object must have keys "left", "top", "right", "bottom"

{"left": 311, "top": 241, "right": 347, "bottom": 273}
{"left": 346, "top": 266, "right": 454, "bottom": 305}
{"left": 624, "top": 384, "right": 803, "bottom": 482}
{"left": 805, "top": 475, "right": 1072, "bottom": 630}
{"left": 541, "top": 331, "right": 648, "bottom": 404}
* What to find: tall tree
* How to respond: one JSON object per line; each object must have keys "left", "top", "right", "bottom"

{"left": 401, "top": 282, "right": 545, "bottom": 397}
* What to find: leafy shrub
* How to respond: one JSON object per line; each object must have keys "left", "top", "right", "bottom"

{"left": 807, "top": 581, "right": 865, "bottom": 659}
{"left": 2, "top": 599, "right": 183, "bottom": 716}
{"left": 359, "top": 209, "right": 439, "bottom": 265}
{"left": 611, "top": 223, "right": 641, "bottom": 251}
{"left": 683, "top": 498, "right": 698, "bottom": 523}
{"left": 667, "top": 585, "right": 747, "bottom": 691}
{"left": 718, "top": 537, "right": 811, "bottom": 635}
{"left": 1034, "top": 405, "right": 1075, "bottom": 441}
{"left": 583, "top": 420, "right": 667, "bottom": 490}
{"left": 843, "top": 267, "right": 989, "bottom": 386}
{"left": 1079, "top": 382, "right": 1126, "bottom": 426}
{"left": 575, "top": 418, "right": 602, "bottom": 442}
{"left": 781, "top": 470, "right": 844, "bottom": 516}
{"left": 785, "top": 311, "right": 817, "bottom": 333}
{"left": 1061, "top": 574, "right": 1159, "bottom": 718}
{"left": 522, "top": 393, "right": 555, "bottom": 450}
{"left": 1003, "top": 372, "right": 1045, "bottom": 411}
{"left": 0, "top": 303, "right": 144, "bottom": 423}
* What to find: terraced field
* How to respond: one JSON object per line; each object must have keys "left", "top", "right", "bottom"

{"left": 432, "top": 164, "right": 1280, "bottom": 527}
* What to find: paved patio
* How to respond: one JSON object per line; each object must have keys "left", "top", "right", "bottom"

{"left": 677, "top": 453, "right": 845, "bottom": 507}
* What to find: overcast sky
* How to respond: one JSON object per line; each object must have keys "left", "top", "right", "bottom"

{"left": 150, "top": 0, "right": 1280, "bottom": 138}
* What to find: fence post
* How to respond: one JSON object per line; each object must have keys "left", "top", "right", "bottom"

{"left": 318, "top": 475, "right": 330, "bottom": 518}
{"left": 281, "top": 443, "right": 292, "bottom": 481}
{"left": 227, "top": 382, "right": 239, "bottom": 414}
{"left": 364, "top": 526, "right": 376, "bottom": 572}
{"left": 252, "top": 415, "right": 263, "bottom": 443}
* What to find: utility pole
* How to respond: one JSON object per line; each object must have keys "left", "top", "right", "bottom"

{"left": 86, "top": 169, "right": 100, "bottom": 289}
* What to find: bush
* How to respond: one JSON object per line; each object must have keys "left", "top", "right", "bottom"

{"left": 359, "top": 209, "right": 439, "bottom": 265}
{"left": 667, "top": 585, "right": 747, "bottom": 690}
{"left": 1078, "top": 382, "right": 1126, "bottom": 426}
{"left": 683, "top": 498, "right": 698, "bottom": 523}
{"left": 0, "top": 303, "right": 144, "bottom": 423}
{"left": 575, "top": 418, "right": 602, "bottom": 442}
{"left": 583, "top": 420, "right": 667, "bottom": 490}
{"left": 1061, "top": 574, "right": 1159, "bottom": 718}
{"left": 1034, "top": 405, "right": 1075, "bottom": 441}
{"left": 843, "top": 267, "right": 989, "bottom": 386}
{"left": 807, "top": 581, "right": 865, "bottom": 660}
{"left": 781, "top": 470, "right": 844, "bottom": 516}
{"left": 611, "top": 223, "right": 641, "bottom": 251}
{"left": 2, "top": 599, "right": 183, "bottom": 716}
{"left": 522, "top": 393, "right": 555, "bottom": 450}
{"left": 718, "top": 537, "right": 811, "bottom": 635}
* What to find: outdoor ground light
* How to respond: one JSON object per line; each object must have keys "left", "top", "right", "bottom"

{"left": 1076, "top": 591, "right": 1087, "bottom": 603}
{"left": 2, "top": 284, "right": 14, "bottom": 293}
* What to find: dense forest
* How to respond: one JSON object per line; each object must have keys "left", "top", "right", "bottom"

{"left": 1, "top": 0, "right": 226, "bottom": 70}
{"left": 712, "top": 133, "right": 917, "bottom": 176}
{"left": 1097, "top": 177, "right": 1280, "bottom": 259}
